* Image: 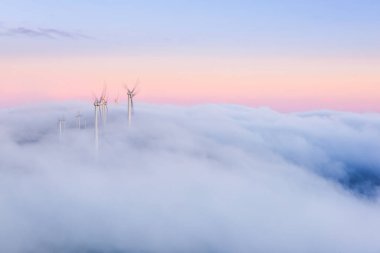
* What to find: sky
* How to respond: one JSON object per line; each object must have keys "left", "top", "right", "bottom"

{"left": 1, "top": 102, "right": 380, "bottom": 252}
{"left": 0, "top": 0, "right": 380, "bottom": 111}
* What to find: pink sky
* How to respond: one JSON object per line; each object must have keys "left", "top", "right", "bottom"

{"left": 1, "top": 54, "right": 379, "bottom": 112}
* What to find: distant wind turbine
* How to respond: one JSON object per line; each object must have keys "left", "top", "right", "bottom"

{"left": 124, "top": 81, "right": 138, "bottom": 127}
{"left": 58, "top": 117, "right": 65, "bottom": 140}
{"left": 76, "top": 111, "right": 82, "bottom": 129}
{"left": 93, "top": 96, "right": 101, "bottom": 151}
{"left": 99, "top": 85, "right": 108, "bottom": 126}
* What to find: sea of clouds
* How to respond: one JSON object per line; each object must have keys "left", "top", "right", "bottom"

{"left": 0, "top": 102, "right": 380, "bottom": 253}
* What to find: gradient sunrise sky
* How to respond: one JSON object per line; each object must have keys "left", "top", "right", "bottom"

{"left": 0, "top": 0, "right": 379, "bottom": 111}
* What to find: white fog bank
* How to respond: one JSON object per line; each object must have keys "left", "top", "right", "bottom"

{"left": 0, "top": 102, "right": 380, "bottom": 253}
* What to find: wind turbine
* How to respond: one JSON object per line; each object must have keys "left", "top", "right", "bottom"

{"left": 99, "top": 85, "right": 108, "bottom": 126}
{"left": 124, "top": 82, "right": 138, "bottom": 127}
{"left": 75, "top": 111, "right": 82, "bottom": 129}
{"left": 93, "top": 96, "right": 101, "bottom": 151}
{"left": 58, "top": 117, "right": 65, "bottom": 140}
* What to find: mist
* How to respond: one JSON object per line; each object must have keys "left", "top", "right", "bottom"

{"left": 0, "top": 102, "right": 380, "bottom": 253}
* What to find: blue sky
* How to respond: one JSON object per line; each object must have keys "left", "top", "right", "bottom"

{"left": 1, "top": 0, "right": 380, "bottom": 57}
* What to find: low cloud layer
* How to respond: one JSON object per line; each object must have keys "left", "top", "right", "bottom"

{"left": 0, "top": 102, "right": 380, "bottom": 253}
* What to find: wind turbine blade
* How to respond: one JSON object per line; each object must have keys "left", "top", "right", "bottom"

{"left": 131, "top": 78, "right": 139, "bottom": 93}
